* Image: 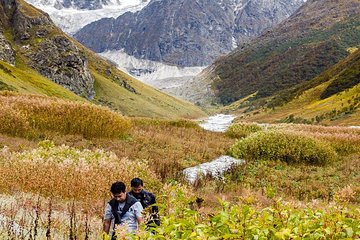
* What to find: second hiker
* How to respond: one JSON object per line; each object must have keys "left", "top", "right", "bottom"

{"left": 128, "top": 177, "right": 160, "bottom": 228}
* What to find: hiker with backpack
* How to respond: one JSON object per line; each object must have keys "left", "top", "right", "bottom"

{"left": 128, "top": 178, "right": 160, "bottom": 228}
{"left": 103, "top": 181, "right": 143, "bottom": 240}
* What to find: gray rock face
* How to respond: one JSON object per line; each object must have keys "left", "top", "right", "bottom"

{"left": 75, "top": 0, "right": 305, "bottom": 67}
{"left": 0, "top": 32, "right": 15, "bottom": 65}
{"left": 54, "top": 0, "right": 108, "bottom": 10}
{"left": 0, "top": 0, "right": 95, "bottom": 99}
{"left": 0, "top": 0, "right": 16, "bottom": 65}
{"left": 233, "top": 0, "right": 305, "bottom": 45}
{"left": 11, "top": 3, "right": 53, "bottom": 41}
{"left": 26, "top": 36, "right": 95, "bottom": 98}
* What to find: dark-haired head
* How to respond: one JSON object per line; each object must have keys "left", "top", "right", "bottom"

{"left": 110, "top": 181, "right": 126, "bottom": 194}
{"left": 131, "top": 178, "right": 143, "bottom": 188}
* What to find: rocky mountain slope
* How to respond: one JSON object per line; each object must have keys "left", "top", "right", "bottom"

{"left": 0, "top": 0, "right": 205, "bottom": 118}
{"left": 196, "top": 0, "right": 360, "bottom": 105}
{"left": 74, "top": 0, "right": 305, "bottom": 67}
{"left": 0, "top": 0, "right": 95, "bottom": 99}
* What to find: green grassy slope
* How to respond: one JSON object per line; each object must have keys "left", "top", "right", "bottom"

{"left": 90, "top": 70, "right": 205, "bottom": 118}
{"left": 0, "top": 60, "right": 84, "bottom": 101}
{"left": 234, "top": 49, "right": 360, "bottom": 125}
{"left": 0, "top": 0, "right": 205, "bottom": 119}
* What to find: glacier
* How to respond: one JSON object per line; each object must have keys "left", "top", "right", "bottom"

{"left": 99, "top": 49, "right": 205, "bottom": 99}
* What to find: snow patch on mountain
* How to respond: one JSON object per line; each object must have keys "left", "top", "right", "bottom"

{"left": 25, "top": 0, "right": 150, "bottom": 34}
{"left": 100, "top": 49, "right": 205, "bottom": 96}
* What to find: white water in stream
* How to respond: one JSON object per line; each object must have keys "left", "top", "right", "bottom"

{"left": 183, "top": 114, "right": 244, "bottom": 184}
{"left": 198, "top": 114, "right": 236, "bottom": 132}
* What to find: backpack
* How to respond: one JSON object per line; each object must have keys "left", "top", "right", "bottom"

{"left": 129, "top": 190, "right": 160, "bottom": 227}
{"left": 108, "top": 193, "right": 138, "bottom": 225}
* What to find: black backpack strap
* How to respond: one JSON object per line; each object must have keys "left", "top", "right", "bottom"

{"left": 108, "top": 194, "right": 139, "bottom": 225}
{"left": 119, "top": 193, "right": 138, "bottom": 218}
{"left": 108, "top": 198, "right": 121, "bottom": 225}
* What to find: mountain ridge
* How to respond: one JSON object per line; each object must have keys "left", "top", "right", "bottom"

{"left": 236, "top": 49, "right": 360, "bottom": 126}
{"left": 1, "top": 0, "right": 96, "bottom": 99}
{"left": 74, "top": 0, "right": 305, "bottom": 67}
{"left": 198, "top": 0, "right": 360, "bottom": 105}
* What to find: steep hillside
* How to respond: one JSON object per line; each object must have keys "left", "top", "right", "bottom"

{"left": 0, "top": 0, "right": 205, "bottom": 118}
{"left": 231, "top": 49, "right": 360, "bottom": 125}
{"left": 199, "top": 0, "right": 360, "bottom": 105}
{"left": 74, "top": 0, "right": 304, "bottom": 67}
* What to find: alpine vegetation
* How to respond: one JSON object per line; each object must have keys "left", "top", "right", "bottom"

{"left": 225, "top": 122, "right": 263, "bottom": 139}
{"left": 230, "top": 130, "right": 337, "bottom": 165}
{"left": 0, "top": 0, "right": 359, "bottom": 238}
{"left": 0, "top": 92, "right": 131, "bottom": 138}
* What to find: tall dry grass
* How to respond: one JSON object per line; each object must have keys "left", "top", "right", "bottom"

{"left": 0, "top": 92, "right": 234, "bottom": 181}
{"left": 91, "top": 121, "right": 234, "bottom": 180}
{"left": 0, "top": 193, "right": 103, "bottom": 239}
{"left": 0, "top": 117, "right": 233, "bottom": 182}
{"left": 0, "top": 91, "right": 131, "bottom": 138}
{"left": 272, "top": 124, "right": 360, "bottom": 154}
{"left": 132, "top": 117, "right": 200, "bottom": 129}
{"left": 0, "top": 142, "right": 161, "bottom": 206}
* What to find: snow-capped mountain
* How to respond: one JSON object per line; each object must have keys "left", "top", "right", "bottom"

{"left": 24, "top": 0, "right": 306, "bottom": 102}
{"left": 25, "top": 0, "right": 150, "bottom": 34}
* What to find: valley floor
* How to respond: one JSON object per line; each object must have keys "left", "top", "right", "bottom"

{"left": 0, "top": 102, "right": 359, "bottom": 239}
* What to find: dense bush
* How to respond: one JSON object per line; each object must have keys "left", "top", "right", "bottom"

{"left": 226, "top": 122, "right": 263, "bottom": 138}
{"left": 0, "top": 92, "right": 131, "bottom": 138}
{"left": 145, "top": 199, "right": 360, "bottom": 239}
{"left": 230, "top": 131, "right": 337, "bottom": 165}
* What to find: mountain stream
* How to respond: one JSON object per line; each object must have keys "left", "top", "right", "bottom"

{"left": 183, "top": 114, "right": 244, "bottom": 184}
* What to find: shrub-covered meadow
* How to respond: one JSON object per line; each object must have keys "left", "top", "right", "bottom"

{"left": 274, "top": 124, "right": 360, "bottom": 155}
{"left": 0, "top": 92, "right": 359, "bottom": 239}
{"left": 221, "top": 123, "right": 360, "bottom": 204}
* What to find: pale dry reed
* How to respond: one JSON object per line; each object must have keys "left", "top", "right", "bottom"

{"left": 0, "top": 142, "right": 161, "bottom": 205}
{"left": 273, "top": 124, "right": 360, "bottom": 154}
{"left": 0, "top": 92, "right": 131, "bottom": 138}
